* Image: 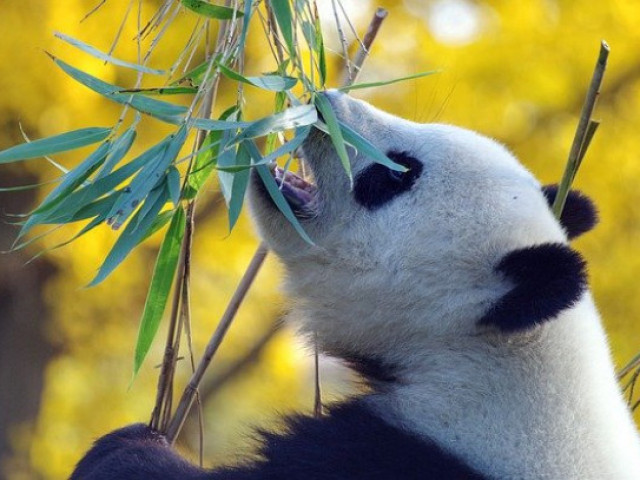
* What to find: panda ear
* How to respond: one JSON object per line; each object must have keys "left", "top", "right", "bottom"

{"left": 542, "top": 185, "right": 598, "bottom": 240}
{"left": 478, "top": 243, "right": 587, "bottom": 333}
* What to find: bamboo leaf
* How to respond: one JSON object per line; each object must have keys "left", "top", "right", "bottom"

{"left": 218, "top": 63, "right": 297, "bottom": 91}
{"left": 185, "top": 106, "right": 238, "bottom": 199}
{"left": 339, "top": 121, "right": 407, "bottom": 172}
{"left": 217, "top": 126, "right": 310, "bottom": 172}
{"left": 227, "top": 143, "right": 251, "bottom": 231}
{"left": 254, "top": 162, "right": 313, "bottom": 244}
{"left": 96, "top": 125, "right": 137, "bottom": 179}
{"left": 0, "top": 127, "right": 111, "bottom": 164}
{"left": 89, "top": 188, "right": 169, "bottom": 286}
{"left": 233, "top": 105, "right": 317, "bottom": 143}
{"left": 337, "top": 71, "right": 439, "bottom": 92}
{"left": 117, "top": 86, "right": 198, "bottom": 96}
{"left": 189, "top": 117, "right": 250, "bottom": 131}
{"left": 244, "top": 142, "right": 313, "bottom": 244}
{"left": 315, "top": 94, "right": 351, "bottom": 183}
{"left": 55, "top": 32, "right": 165, "bottom": 75}
{"left": 133, "top": 206, "right": 186, "bottom": 376}
{"left": 52, "top": 57, "right": 187, "bottom": 122}
{"left": 167, "top": 166, "right": 181, "bottom": 206}
{"left": 107, "top": 126, "right": 187, "bottom": 230}
{"left": 269, "top": 0, "right": 294, "bottom": 55}
{"left": 40, "top": 140, "right": 167, "bottom": 226}
{"left": 32, "top": 140, "right": 112, "bottom": 215}
{"left": 180, "top": 0, "right": 244, "bottom": 20}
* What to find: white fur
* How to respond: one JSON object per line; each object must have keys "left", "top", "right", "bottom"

{"left": 248, "top": 90, "right": 640, "bottom": 479}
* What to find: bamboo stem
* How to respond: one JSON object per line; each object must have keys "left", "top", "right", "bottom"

{"left": 552, "top": 41, "right": 609, "bottom": 218}
{"left": 166, "top": 244, "right": 269, "bottom": 443}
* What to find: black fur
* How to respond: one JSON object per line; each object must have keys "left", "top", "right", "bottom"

{"left": 339, "top": 352, "right": 399, "bottom": 385}
{"left": 542, "top": 185, "right": 598, "bottom": 239}
{"left": 353, "top": 152, "right": 423, "bottom": 211}
{"left": 479, "top": 243, "right": 587, "bottom": 333}
{"left": 71, "top": 402, "right": 487, "bottom": 479}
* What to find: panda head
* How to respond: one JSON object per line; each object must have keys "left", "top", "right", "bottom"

{"left": 248, "top": 90, "right": 597, "bottom": 369}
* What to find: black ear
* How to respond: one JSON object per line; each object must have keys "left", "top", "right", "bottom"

{"left": 542, "top": 185, "right": 598, "bottom": 240}
{"left": 478, "top": 243, "right": 587, "bottom": 333}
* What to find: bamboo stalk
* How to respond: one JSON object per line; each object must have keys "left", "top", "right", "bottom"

{"left": 552, "top": 41, "right": 609, "bottom": 218}
{"left": 151, "top": 2, "right": 234, "bottom": 433}
{"left": 164, "top": 5, "right": 389, "bottom": 444}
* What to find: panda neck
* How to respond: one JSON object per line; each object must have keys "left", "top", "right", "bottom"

{"left": 363, "top": 297, "right": 640, "bottom": 480}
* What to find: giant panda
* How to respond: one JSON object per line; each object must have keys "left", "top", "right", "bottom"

{"left": 71, "top": 90, "right": 640, "bottom": 479}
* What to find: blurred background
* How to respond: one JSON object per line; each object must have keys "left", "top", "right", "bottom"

{"left": 1, "top": 1, "right": 639, "bottom": 478}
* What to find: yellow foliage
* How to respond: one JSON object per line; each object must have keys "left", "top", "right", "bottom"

{"left": 1, "top": 1, "right": 639, "bottom": 479}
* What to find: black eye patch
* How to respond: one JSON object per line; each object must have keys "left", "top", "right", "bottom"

{"left": 353, "top": 151, "right": 423, "bottom": 211}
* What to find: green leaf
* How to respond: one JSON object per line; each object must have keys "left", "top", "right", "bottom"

{"left": 233, "top": 105, "right": 317, "bottom": 143}
{"left": 107, "top": 126, "right": 187, "bottom": 229}
{"left": 315, "top": 94, "right": 351, "bottom": 183}
{"left": 254, "top": 162, "right": 313, "bottom": 245}
{"left": 185, "top": 106, "right": 238, "bottom": 199}
{"left": 0, "top": 177, "right": 60, "bottom": 192}
{"left": 238, "top": 0, "right": 253, "bottom": 50}
{"left": 26, "top": 211, "right": 110, "bottom": 263}
{"left": 167, "top": 166, "right": 181, "bottom": 206}
{"left": 180, "top": 0, "right": 244, "bottom": 20}
{"left": 269, "top": 0, "right": 294, "bottom": 55}
{"left": 339, "top": 122, "right": 408, "bottom": 172}
{"left": 217, "top": 126, "right": 310, "bottom": 172}
{"left": 189, "top": 117, "right": 250, "bottom": 131}
{"left": 218, "top": 63, "right": 297, "bottom": 91}
{"left": 16, "top": 141, "right": 112, "bottom": 240}
{"left": 171, "top": 55, "right": 222, "bottom": 87}
{"left": 53, "top": 57, "right": 187, "bottom": 122}
{"left": 96, "top": 124, "right": 138, "bottom": 179}
{"left": 89, "top": 187, "right": 169, "bottom": 286}
{"left": 54, "top": 32, "right": 165, "bottom": 75}
{"left": 227, "top": 143, "right": 251, "bottom": 231}
{"left": 314, "top": 11, "right": 326, "bottom": 86}
{"left": 133, "top": 206, "right": 186, "bottom": 376}
{"left": 33, "top": 140, "right": 112, "bottom": 215}
{"left": 41, "top": 140, "right": 166, "bottom": 225}
{"left": 0, "top": 127, "right": 111, "bottom": 164}
{"left": 337, "top": 71, "right": 439, "bottom": 92}
{"left": 245, "top": 142, "right": 313, "bottom": 244}
{"left": 117, "top": 86, "right": 199, "bottom": 96}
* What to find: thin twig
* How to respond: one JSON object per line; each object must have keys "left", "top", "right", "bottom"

{"left": 618, "top": 352, "right": 640, "bottom": 379}
{"left": 551, "top": 41, "right": 609, "bottom": 217}
{"left": 107, "top": 0, "right": 135, "bottom": 58}
{"left": 332, "top": 0, "right": 352, "bottom": 83}
{"left": 165, "top": 244, "right": 269, "bottom": 443}
{"left": 342, "top": 7, "right": 387, "bottom": 85}
{"left": 313, "top": 333, "right": 323, "bottom": 418}
{"left": 80, "top": 0, "right": 109, "bottom": 23}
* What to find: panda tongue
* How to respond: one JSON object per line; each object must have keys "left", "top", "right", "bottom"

{"left": 273, "top": 167, "right": 316, "bottom": 210}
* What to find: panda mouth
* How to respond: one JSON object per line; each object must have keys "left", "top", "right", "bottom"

{"left": 270, "top": 162, "right": 319, "bottom": 218}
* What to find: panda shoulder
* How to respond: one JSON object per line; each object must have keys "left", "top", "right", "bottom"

{"left": 217, "top": 401, "right": 488, "bottom": 480}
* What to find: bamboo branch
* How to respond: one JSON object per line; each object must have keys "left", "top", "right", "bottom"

{"left": 341, "top": 7, "right": 387, "bottom": 85}
{"left": 151, "top": 3, "right": 235, "bottom": 433}
{"left": 552, "top": 41, "right": 609, "bottom": 218}
{"left": 165, "top": 5, "right": 389, "bottom": 444}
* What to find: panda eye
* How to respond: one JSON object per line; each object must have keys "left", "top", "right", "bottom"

{"left": 353, "top": 151, "right": 423, "bottom": 211}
